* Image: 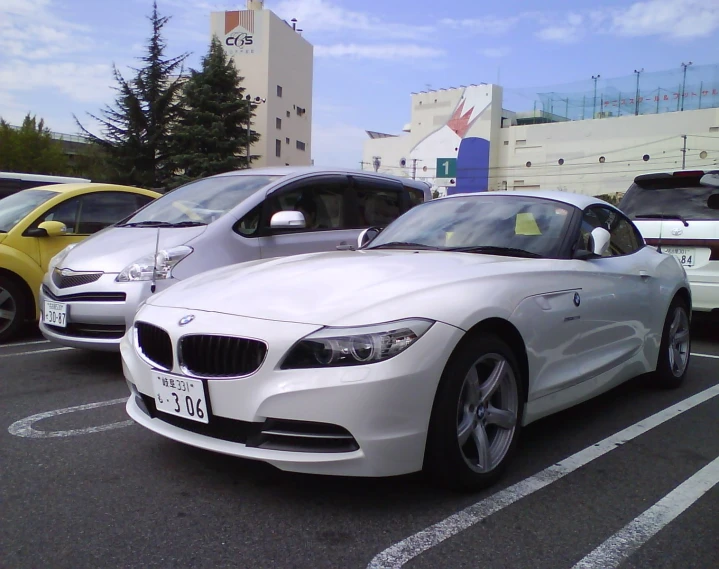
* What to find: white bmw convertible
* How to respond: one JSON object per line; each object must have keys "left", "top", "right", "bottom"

{"left": 122, "top": 190, "right": 692, "bottom": 490}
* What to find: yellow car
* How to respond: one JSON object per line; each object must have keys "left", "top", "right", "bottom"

{"left": 0, "top": 183, "right": 161, "bottom": 342}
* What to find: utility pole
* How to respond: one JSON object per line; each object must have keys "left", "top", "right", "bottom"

{"left": 634, "top": 68, "right": 643, "bottom": 115}
{"left": 680, "top": 62, "right": 692, "bottom": 111}
{"left": 411, "top": 158, "right": 418, "bottom": 180}
{"left": 681, "top": 135, "right": 688, "bottom": 169}
{"left": 592, "top": 74, "right": 600, "bottom": 119}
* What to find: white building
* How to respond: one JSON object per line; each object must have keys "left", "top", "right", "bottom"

{"left": 210, "top": 0, "right": 313, "bottom": 167}
{"left": 363, "top": 66, "right": 719, "bottom": 197}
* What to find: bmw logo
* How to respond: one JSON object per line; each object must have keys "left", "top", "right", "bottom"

{"left": 178, "top": 315, "right": 195, "bottom": 326}
{"left": 573, "top": 292, "right": 581, "bottom": 307}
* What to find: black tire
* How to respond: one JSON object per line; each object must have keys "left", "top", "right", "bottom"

{"left": 0, "top": 276, "right": 27, "bottom": 344}
{"left": 654, "top": 296, "right": 691, "bottom": 389}
{"left": 424, "top": 333, "right": 525, "bottom": 492}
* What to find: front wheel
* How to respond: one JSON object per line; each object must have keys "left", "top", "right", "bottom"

{"left": 654, "top": 296, "right": 691, "bottom": 389}
{"left": 0, "top": 277, "right": 26, "bottom": 343}
{"left": 424, "top": 333, "right": 525, "bottom": 491}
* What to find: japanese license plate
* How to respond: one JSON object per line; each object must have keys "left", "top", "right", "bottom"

{"left": 43, "top": 301, "right": 67, "bottom": 327}
{"left": 663, "top": 247, "right": 695, "bottom": 268}
{"left": 151, "top": 371, "right": 209, "bottom": 424}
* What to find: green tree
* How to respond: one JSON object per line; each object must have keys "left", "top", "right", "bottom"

{"left": 75, "top": 1, "right": 188, "bottom": 190}
{"left": 0, "top": 114, "right": 70, "bottom": 175}
{"left": 166, "top": 36, "right": 259, "bottom": 188}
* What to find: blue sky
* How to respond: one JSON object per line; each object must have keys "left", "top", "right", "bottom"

{"left": 1, "top": 0, "right": 718, "bottom": 168}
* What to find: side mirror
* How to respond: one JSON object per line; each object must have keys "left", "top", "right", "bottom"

{"left": 588, "top": 227, "right": 611, "bottom": 256}
{"left": 26, "top": 221, "right": 67, "bottom": 237}
{"left": 270, "top": 211, "right": 305, "bottom": 229}
{"left": 357, "top": 226, "right": 382, "bottom": 248}
{"left": 708, "top": 194, "right": 719, "bottom": 210}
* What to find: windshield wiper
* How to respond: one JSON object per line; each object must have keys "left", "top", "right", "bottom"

{"left": 633, "top": 213, "right": 689, "bottom": 227}
{"left": 445, "top": 245, "right": 543, "bottom": 258}
{"left": 117, "top": 220, "right": 207, "bottom": 228}
{"left": 369, "top": 241, "right": 443, "bottom": 250}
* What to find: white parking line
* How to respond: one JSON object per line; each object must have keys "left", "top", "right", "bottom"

{"left": 691, "top": 353, "right": 719, "bottom": 359}
{"left": 0, "top": 340, "right": 50, "bottom": 349}
{"left": 572, "top": 455, "right": 719, "bottom": 569}
{"left": 0, "top": 347, "right": 73, "bottom": 358}
{"left": 367, "top": 383, "right": 719, "bottom": 569}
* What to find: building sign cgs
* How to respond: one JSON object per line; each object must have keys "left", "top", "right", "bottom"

{"left": 223, "top": 10, "right": 260, "bottom": 55}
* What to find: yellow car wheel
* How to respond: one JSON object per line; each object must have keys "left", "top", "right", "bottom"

{"left": 0, "top": 276, "right": 26, "bottom": 343}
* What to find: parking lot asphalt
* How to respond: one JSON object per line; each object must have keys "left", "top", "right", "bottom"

{"left": 1, "top": 317, "right": 717, "bottom": 569}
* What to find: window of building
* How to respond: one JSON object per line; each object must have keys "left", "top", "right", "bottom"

{"left": 276, "top": 85, "right": 283, "bottom": 97}
{"left": 286, "top": 110, "right": 290, "bottom": 118}
{"left": 296, "top": 140, "right": 306, "bottom": 151}
{"left": 275, "top": 139, "right": 281, "bottom": 157}
{"left": 285, "top": 137, "right": 290, "bottom": 145}
{"left": 276, "top": 117, "right": 282, "bottom": 130}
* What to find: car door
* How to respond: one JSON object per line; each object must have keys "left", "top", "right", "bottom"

{"left": 571, "top": 205, "right": 658, "bottom": 381}
{"left": 257, "top": 175, "right": 360, "bottom": 258}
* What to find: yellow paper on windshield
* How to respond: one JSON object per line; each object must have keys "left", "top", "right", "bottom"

{"left": 515, "top": 213, "right": 541, "bottom": 235}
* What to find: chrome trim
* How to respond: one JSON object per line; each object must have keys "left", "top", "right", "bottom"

{"left": 261, "top": 430, "right": 354, "bottom": 440}
{"left": 177, "top": 332, "right": 269, "bottom": 380}
{"left": 133, "top": 323, "right": 173, "bottom": 372}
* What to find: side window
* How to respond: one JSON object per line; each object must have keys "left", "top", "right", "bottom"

{"left": 34, "top": 197, "right": 82, "bottom": 233}
{"left": 578, "top": 206, "right": 641, "bottom": 257}
{"left": 353, "top": 178, "right": 403, "bottom": 228}
{"left": 265, "top": 178, "right": 349, "bottom": 233}
{"left": 406, "top": 187, "right": 425, "bottom": 208}
{"left": 235, "top": 203, "right": 262, "bottom": 237}
{"left": 77, "top": 192, "right": 153, "bottom": 234}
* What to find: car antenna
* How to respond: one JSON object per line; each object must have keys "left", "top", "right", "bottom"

{"left": 657, "top": 214, "right": 663, "bottom": 254}
{"left": 151, "top": 227, "right": 160, "bottom": 293}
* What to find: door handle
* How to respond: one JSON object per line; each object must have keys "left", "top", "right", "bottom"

{"left": 639, "top": 270, "right": 650, "bottom": 279}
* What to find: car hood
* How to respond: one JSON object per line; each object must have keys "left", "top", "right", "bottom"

{"left": 59, "top": 225, "right": 208, "bottom": 273}
{"left": 147, "top": 249, "right": 542, "bottom": 326}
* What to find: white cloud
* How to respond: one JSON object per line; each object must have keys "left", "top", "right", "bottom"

{"left": 315, "top": 43, "right": 445, "bottom": 60}
{"left": 478, "top": 47, "right": 510, "bottom": 58}
{"left": 535, "top": 13, "right": 584, "bottom": 43}
{"left": 610, "top": 0, "right": 719, "bottom": 39}
{"left": 311, "top": 122, "right": 368, "bottom": 168}
{"left": 440, "top": 16, "right": 521, "bottom": 35}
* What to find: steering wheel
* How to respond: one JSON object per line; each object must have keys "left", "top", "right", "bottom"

{"left": 172, "top": 200, "right": 206, "bottom": 222}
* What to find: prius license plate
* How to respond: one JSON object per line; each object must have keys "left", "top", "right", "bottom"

{"left": 44, "top": 301, "right": 67, "bottom": 327}
{"left": 151, "top": 372, "right": 209, "bottom": 424}
{"left": 663, "top": 247, "right": 695, "bottom": 268}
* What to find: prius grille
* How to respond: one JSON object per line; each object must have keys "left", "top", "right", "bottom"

{"left": 52, "top": 269, "right": 103, "bottom": 289}
{"left": 135, "top": 322, "right": 173, "bottom": 370}
{"left": 179, "top": 335, "right": 267, "bottom": 378}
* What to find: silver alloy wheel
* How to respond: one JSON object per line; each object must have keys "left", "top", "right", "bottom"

{"left": 456, "top": 353, "right": 519, "bottom": 473}
{"left": 667, "top": 306, "right": 690, "bottom": 378}
{"left": 0, "top": 286, "right": 17, "bottom": 335}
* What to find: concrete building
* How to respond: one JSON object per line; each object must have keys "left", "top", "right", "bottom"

{"left": 363, "top": 65, "right": 719, "bottom": 197}
{"left": 210, "top": 0, "right": 313, "bottom": 167}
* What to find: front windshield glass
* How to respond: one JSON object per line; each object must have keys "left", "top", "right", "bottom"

{"left": 121, "top": 175, "right": 282, "bottom": 226}
{"left": 0, "top": 189, "right": 59, "bottom": 233}
{"left": 367, "top": 194, "right": 576, "bottom": 258}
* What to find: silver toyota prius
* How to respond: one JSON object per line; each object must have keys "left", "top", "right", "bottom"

{"left": 39, "top": 166, "right": 431, "bottom": 351}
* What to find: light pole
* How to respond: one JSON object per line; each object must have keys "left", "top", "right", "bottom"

{"left": 634, "top": 68, "right": 644, "bottom": 115}
{"left": 244, "top": 94, "right": 266, "bottom": 168}
{"left": 592, "top": 75, "right": 600, "bottom": 118}
{"left": 680, "top": 62, "right": 692, "bottom": 111}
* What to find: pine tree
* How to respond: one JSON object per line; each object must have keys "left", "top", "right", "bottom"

{"left": 166, "top": 36, "right": 259, "bottom": 188}
{"left": 0, "top": 114, "right": 69, "bottom": 175}
{"left": 75, "top": 1, "right": 188, "bottom": 190}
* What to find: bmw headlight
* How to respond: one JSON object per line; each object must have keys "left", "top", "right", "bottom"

{"left": 281, "top": 318, "right": 434, "bottom": 369}
{"left": 116, "top": 246, "right": 192, "bottom": 282}
{"left": 48, "top": 243, "right": 78, "bottom": 273}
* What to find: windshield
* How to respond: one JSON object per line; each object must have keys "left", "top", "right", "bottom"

{"left": 367, "top": 194, "right": 575, "bottom": 258}
{"left": 0, "top": 189, "right": 59, "bottom": 233}
{"left": 620, "top": 185, "right": 719, "bottom": 221}
{"left": 121, "top": 175, "right": 282, "bottom": 226}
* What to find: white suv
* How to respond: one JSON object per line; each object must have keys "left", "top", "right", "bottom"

{"left": 619, "top": 170, "right": 719, "bottom": 313}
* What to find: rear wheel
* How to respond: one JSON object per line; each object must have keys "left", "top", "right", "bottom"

{"left": 654, "top": 296, "right": 691, "bottom": 389}
{"left": 424, "top": 333, "right": 525, "bottom": 491}
{"left": 0, "top": 277, "right": 26, "bottom": 343}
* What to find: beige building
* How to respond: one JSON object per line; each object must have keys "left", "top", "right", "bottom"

{"left": 210, "top": 0, "right": 313, "bottom": 167}
{"left": 363, "top": 66, "right": 719, "bottom": 197}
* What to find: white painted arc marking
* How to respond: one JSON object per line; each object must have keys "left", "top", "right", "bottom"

{"left": 0, "top": 347, "right": 73, "bottom": 358}
{"left": 572, "top": 455, "right": 719, "bottom": 569}
{"left": 691, "top": 353, "right": 719, "bottom": 359}
{"left": 366, "top": 384, "right": 719, "bottom": 569}
{"left": 8, "top": 397, "right": 133, "bottom": 438}
{"left": 0, "top": 339, "right": 50, "bottom": 349}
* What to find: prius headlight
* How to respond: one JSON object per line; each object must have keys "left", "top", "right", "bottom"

{"left": 116, "top": 246, "right": 192, "bottom": 282}
{"left": 48, "top": 243, "right": 78, "bottom": 273}
{"left": 281, "top": 319, "right": 434, "bottom": 368}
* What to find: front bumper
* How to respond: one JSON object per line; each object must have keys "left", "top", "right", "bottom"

{"left": 38, "top": 274, "right": 176, "bottom": 351}
{"left": 122, "top": 304, "right": 464, "bottom": 477}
